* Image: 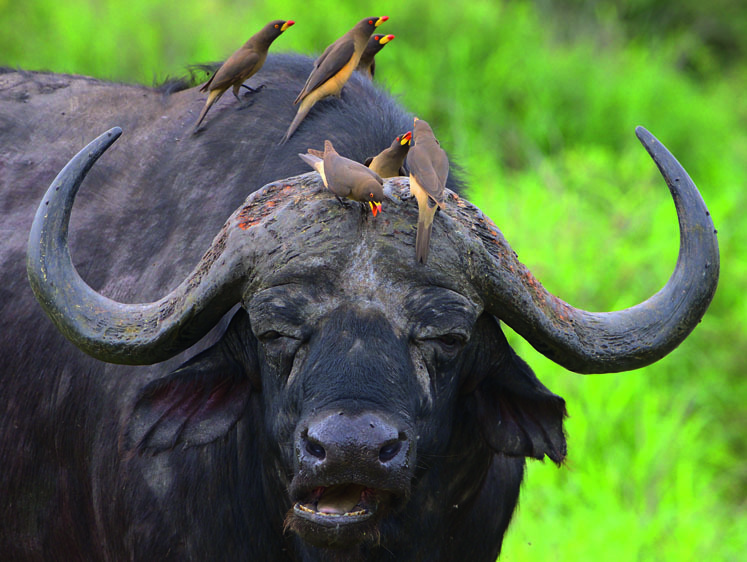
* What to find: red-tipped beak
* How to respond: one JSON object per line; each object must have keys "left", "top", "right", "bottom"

{"left": 369, "top": 201, "right": 383, "bottom": 217}
{"left": 380, "top": 34, "right": 395, "bottom": 44}
{"left": 281, "top": 21, "right": 295, "bottom": 31}
{"left": 401, "top": 131, "right": 412, "bottom": 144}
{"left": 375, "top": 16, "right": 389, "bottom": 27}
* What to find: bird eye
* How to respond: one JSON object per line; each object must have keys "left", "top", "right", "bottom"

{"left": 275, "top": 24, "right": 279, "bottom": 28}
{"left": 369, "top": 20, "right": 374, "bottom": 24}
{"left": 369, "top": 193, "right": 374, "bottom": 199}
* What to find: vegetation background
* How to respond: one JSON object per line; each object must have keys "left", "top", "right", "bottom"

{"left": 2, "top": 0, "right": 745, "bottom": 559}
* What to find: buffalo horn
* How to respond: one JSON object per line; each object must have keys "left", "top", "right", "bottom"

{"left": 463, "top": 126, "right": 719, "bottom": 373}
{"left": 27, "top": 128, "right": 247, "bottom": 365}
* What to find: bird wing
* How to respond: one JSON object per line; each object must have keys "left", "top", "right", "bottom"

{"left": 408, "top": 148, "right": 445, "bottom": 206}
{"left": 360, "top": 160, "right": 384, "bottom": 183}
{"left": 294, "top": 37, "right": 355, "bottom": 104}
{"left": 207, "top": 50, "right": 261, "bottom": 91}
{"left": 322, "top": 152, "right": 354, "bottom": 198}
{"left": 432, "top": 147, "right": 450, "bottom": 201}
{"left": 199, "top": 72, "right": 215, "bottom": 92}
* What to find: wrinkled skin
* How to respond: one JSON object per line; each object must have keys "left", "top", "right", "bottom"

{"left": 112, "top": 174, "right": 568, "bottom": 560}
{"left": 124, "top": 286, "right": 563, "bottom": 560}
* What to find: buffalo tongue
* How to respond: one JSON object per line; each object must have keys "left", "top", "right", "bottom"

{"left": 317, "top": 485, "right": 365, "bottom": 514}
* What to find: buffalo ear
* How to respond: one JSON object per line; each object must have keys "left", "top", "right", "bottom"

{"left": 126, "top": 310, "right": 257, "bottom": 454}
{"left": 468, "top": 316, "right": 567, "bottom": 465}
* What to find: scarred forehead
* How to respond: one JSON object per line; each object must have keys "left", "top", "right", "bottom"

{"left": 228, "top": 172, "right": 489, "bottom": 345}
{"left": 246, "top": 252, "right": 483, "bottom": 339}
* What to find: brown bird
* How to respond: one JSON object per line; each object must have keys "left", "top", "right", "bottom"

{"left": 356, "top": 34, "right": 395, "bottom": 80}
{"left": 406, "top": 118, "right": 449, "bottom": 263}
{"left": 365, "top": 131, "right": 411, "bottom": 178}
{"left": 193, "top": 19, "right": 294, "bottom": 132}
{"left": 280, "top": 16, "right": 389, "bottom": 144}
{"left": 299, "top": 140, "right": 385, "bottom": 216}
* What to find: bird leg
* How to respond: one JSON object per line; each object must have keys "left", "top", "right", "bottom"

{"left": 241, "top": 84, "right": 265, "bottom": 97}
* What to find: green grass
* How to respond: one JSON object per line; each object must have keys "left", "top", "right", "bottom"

{"left": 2, "top": 1, "right": 745, "bottom": 560}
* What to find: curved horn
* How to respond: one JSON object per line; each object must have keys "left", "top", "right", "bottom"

{"left": 27, "top": 128, "right": 246, "bottom": 365}
{"left": 462, "top": 126, "right": 719, "bottom": 373}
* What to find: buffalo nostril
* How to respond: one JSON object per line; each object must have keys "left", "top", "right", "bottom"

{"left": 379, "top": 440, "right": 402, "bottom": 463}
{"left": 305, "top": 439, "right": 326, "bottom": 460}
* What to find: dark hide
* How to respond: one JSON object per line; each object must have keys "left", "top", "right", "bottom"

{"left": 0, "top": 55, "right": 563, "bottom": 561}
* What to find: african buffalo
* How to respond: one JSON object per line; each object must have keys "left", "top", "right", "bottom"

{"left": 0, "top": 54, "right": 718, "bottom": 560}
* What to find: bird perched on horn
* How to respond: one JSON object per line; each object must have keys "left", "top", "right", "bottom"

{"left": 406, "top": 118, "right": 449, "bottom": 263}
{"left": 299, "top": 140, "right": 385, "bottom": 216}
{"left": 280, "top": 16, "right": 389, "bottom": 144}
{"left": 193, "top": 19, "right": 294, "bottom": 132}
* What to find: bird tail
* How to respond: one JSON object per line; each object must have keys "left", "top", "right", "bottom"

{"left": 298, "top": 153, "right": 323, "bottom": 173}
{"left": 199, "top": 71, "right": 216, "bottom": 93}
{"left": 323, "top": 139, "right": 335, "bottom": 155}
{"left": 280, "top": 96, "right": 314, "bottom": 145}
{"left": 193, "top": 90, "right": 222, "bottom": 133}
{"left": 415, "top": 220, "right": 432, "bottom": 264}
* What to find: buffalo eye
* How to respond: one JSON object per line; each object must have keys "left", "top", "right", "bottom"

{"left": 431, "top": 334, "right": 465, "bottom": 355}
{"left": 435, "top": 334, "right": 461, "bottom": 349}
{"left": 258, "top": 330, "right": 282, "bottom": 342}
{"left": 257, "top": 329, "right": 305, "bottom": 359}
{"left": 416, "top": 333, "right": 467, "bottom": 361}
{"left": 258, "top": 330, "right": 304, "bottom": 345}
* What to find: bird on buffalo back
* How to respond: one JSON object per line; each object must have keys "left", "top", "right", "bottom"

{"left": 193, "top": 19, "right": 294, "bottom": 132}
{"left": 299, "top": 140, "right": 385, "bottom": 216}
{"left": 356, "top": 34, "right": 395, "bottom": 80}
{"left": 406, "top": 118, "right": 449, "bottom": 263}
{"left": 365, "top": 131, "right": 411, "bottom": 178}
{"left": 280, "top": 16, "right": 389, "bottom": 144}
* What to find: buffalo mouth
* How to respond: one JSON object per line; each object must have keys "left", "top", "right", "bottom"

{"left": 287, "top": 484, "right": 393, "bottom": 548}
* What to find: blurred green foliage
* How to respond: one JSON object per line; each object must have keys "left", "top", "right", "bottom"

{"left": 1, "top": 0, "right": 745, "bottom": 560}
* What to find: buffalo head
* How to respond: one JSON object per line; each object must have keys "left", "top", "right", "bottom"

{"left": 27, "top": 127, "right": 718, "bottom": 554}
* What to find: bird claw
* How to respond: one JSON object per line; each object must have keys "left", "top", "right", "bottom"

{"left": 241, "top": 84, "right": 265, "bottom": 97}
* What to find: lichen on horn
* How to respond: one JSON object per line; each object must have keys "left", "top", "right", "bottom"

{"left": 460, "top": 126, "right": 719, "bottom": 373}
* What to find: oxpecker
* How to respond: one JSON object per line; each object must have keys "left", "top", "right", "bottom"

{"left": 406, "top": 118, "right": 449, "bottom": 263}
{"left": 356, "top": 34, "right": 395, "bottom": 80}
{"left": 299, "top": 140, "right": 385, "bottom": 216}
{"left": 365, "top": 131, "right": 411, "bottom": 178}
{"left": 280, "top": 16, "right": 389, "bottom": 144}
{"left": 193, "top": 19, "right": 294, "bottom": 132}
